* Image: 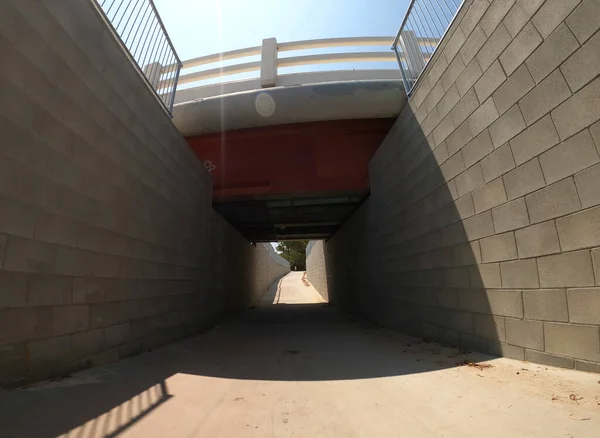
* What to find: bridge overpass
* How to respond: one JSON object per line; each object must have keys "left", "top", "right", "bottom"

{"left": 1, "top": 0, "right": 600, "bottom": 435}
{"left": 172, "top": 36, "right": 408, "bottom": 241}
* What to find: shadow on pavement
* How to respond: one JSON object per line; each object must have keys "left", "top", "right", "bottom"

{"left": 0, "top": 302, "right": 492, "bottom": 437}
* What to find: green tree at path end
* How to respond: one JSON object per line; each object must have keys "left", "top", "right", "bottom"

{"left": 275, "top": 240, "right": 308, "bottom": 271}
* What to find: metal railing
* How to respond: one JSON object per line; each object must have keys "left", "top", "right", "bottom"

{"left": 392, "top": 0, "right": 464, "bottom": 94}
{"left": 92, "top": 0, "right": 182, "bottom": 114}
{"left": 173, "top": 36, "right": 437, "bottom": 104}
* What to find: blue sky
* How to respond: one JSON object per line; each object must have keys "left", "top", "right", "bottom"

{"left": 154, "top": 0, "right": 410, "bottom": 59}
{"left": 153, "top": 0, "right": 411, "bottom": 86}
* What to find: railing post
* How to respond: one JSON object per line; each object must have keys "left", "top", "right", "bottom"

{"left": 260, "top": 37, "right": 278, "bottom": 88}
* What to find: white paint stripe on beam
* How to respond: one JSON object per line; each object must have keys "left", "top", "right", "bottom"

{"left": 277, "top": 52, "right": 395, "bottom": 68}
{"left": 277, "top": 36, "right": 395, "bottom": 51}
{"left": 178, "top": 46, "right": 261, "bottom": 71}
{"left": 169, "top": 61, "right": 261, "bottom": 87}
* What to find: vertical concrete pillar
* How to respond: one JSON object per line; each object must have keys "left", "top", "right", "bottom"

{"left": 143, "top": 61, "right": 163, "bottom": 89}
{"left": 260, "top": 37, "right": 278, "bottom": 88}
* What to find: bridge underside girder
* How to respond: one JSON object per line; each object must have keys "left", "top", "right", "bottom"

{"left": 186, "top": 118, "right": 394, "bottom": 241}
{"left": 214, "top": 194, "right": 365, "bottom": 242}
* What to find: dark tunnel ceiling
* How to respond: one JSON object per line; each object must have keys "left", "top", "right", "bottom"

{"left": 214, "top": 193, "right": 367, "bottom": 242}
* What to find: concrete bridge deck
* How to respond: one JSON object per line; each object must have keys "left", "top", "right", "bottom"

{"left": 1, "top": 273, "right": 598, "bottom": 438}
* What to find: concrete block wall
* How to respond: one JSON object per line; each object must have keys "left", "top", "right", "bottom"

{"left": 206, "top": 223, "right": 289, "bottom": 312}
{"left": 324, "top": 0, "right": 600, "bottom": 372}
{"left": 253, "top": 243, "right": 291, "bottom": 304}
{"left": 306, "top": 241, "right": 329, "bottom": 301}
{"left": 0, "top": 0, "right": 287, "bottom": 387}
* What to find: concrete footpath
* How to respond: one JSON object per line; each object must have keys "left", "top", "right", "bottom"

{"left": 0, "top": 272, "right": 598, "bottom": 437}
{"left": 260, "top": 271, "right": 327, "bottom": 305}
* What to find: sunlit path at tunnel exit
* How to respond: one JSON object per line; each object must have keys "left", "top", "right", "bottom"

{"left": 260, "top": 272, "right": 327, "bottom": 305}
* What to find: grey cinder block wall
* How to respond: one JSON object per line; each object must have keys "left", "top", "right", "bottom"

{"left": 306, "top": 241, "right": 329, "bottom": 301}
{"left": 314, "top": 0, "right": 600, "bottom": 372}
{"left": 0, "top": 0, "right": 288, "bottom": 387}
{"left": 253, "top": 243, "right": 291, "bottom": 304}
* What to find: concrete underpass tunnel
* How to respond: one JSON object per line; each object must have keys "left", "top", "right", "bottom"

{"left": 2, "top": 2, "right": 600, "bottom": 434}
{"left": 0, "top": 0, "right": 480, "bottom": 393}
{"left": 177, "top": 95, "right": 500, "bottom": 384}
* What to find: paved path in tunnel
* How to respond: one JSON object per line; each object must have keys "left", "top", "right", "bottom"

{"left": 259, "top": 271, "right": 327, "bottom": 305}
{"left": 1, "top": 273, "right": 599, "bottom": 437}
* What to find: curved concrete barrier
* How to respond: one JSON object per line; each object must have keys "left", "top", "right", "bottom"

{"left": 172, "top": 80, "right": 406, "bottom": 135}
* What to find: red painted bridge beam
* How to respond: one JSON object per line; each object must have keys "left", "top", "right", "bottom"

{"left": 185, "top": 118, "right": 396, "bottom": 201}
